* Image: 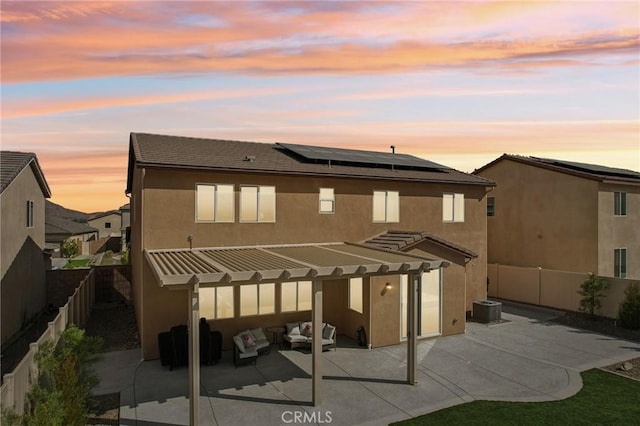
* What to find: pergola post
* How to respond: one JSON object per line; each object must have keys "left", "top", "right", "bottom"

{"left": 312, "top": 279, "right": 323, "bottom": 406}
{"left": 407, "top": 273, "right": 419, "bottom": 384}
{"left": 188, "top": 277, "right": 200, "bottom": 425}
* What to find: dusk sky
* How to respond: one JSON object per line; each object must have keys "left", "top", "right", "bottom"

{"left": 2, "top": 1, "right": 639, "bottom": 212}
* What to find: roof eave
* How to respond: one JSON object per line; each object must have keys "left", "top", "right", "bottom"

{"left": 132, "top": 161, "right": 494, "bottom": 187}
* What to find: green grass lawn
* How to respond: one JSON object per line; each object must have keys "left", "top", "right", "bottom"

{"left": 394, "top": 369, "right": 640, "bottom": 425}
{"left": 63, "top": 258, "right": 91, "bottom": 269}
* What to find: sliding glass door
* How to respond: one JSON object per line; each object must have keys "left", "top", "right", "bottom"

{"left": 400, "top": 269, "right": 442, "bottom": 339}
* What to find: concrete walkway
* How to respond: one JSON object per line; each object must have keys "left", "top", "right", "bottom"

{"left": 92, "top": 305, "right": 640, "bottom": 426}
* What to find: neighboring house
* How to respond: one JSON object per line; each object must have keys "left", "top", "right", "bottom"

{"left": 474, "top": 154, "right": 640, "bottom": 279}
{"left": 1, "top": 151, "right": 51, "bottom": 346}
{"left": 119, "top": 202, "right": 131, "bottom": 252}
{"left": 45, "top": 216, "right": 98, "bottom": 257}
{"left": 126, "top": 133, "right": 494, "bottom": 360}
{"left": 87, "top": 210, "right": 121, "bottom": 239}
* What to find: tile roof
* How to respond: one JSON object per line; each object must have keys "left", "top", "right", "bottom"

{"left": 45, "top": 216, "right": 98, "bottom": 237}
{"left": 88, "top": 210, "right": 121, "bottom": 221}
{"left": 126, "top": 133, "right": 494, "bottom": 193}
{"left": 1, "top": 151, "right": 51, "bottom": 197}
{"left": 363, "top": 230, "right": 478, "bottom": 259}
{"left": 474, "top": 154, "right": 640, "bottom": 184}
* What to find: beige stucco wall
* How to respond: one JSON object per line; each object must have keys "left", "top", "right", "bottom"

{"left": 88, "top": 213, "right": 122, "bottom": 239}
{"left": 477, "top": 159, "right": 599, "bottom": 273}
{"left": 132, "top": 167, "right": 489, "bottom": 359}
{"left": 1, "top": 164, "right": 47, "bottom": 344}
{"left": 597, "top": 183, "right": 640, "bottom": 279}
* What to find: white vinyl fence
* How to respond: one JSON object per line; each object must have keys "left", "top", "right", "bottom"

{"left": 1, "top": 269, "right": 95, "bottom": 415}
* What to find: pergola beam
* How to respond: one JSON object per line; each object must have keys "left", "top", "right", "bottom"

{"left": 188, "top": 276, "right": 200, "bottom": 425}
{"left": 312, "top": 279, "right": 323, "bottom": 406}
{"left": 407, "top": 273, "right": 419, "bottom": 384}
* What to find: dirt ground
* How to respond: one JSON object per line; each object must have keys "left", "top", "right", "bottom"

{"left": 85, "top": 302, "right": 139, "bottom": 425}
{"left": 85, "top": 302, "right": 139, "bottom": 353}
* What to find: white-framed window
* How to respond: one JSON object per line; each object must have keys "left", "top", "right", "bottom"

{"left": 281, "top": 281, "right": 312, "bottom": 312}
{"left": 373, "top": 190, "right": 399, "bottom": 223}
{"left": 240, "top": 185, "right": 275, "bottom": 222}
{"left": 26, "top": 200, "right": 34, "bottom": 228}
{"left": 196, "top": 184, "right": 235, "bottom": 222}
{"left": 349, "top": 277, "right": 363, "bottom": 313}
{"left": 443, "top": 193, "right": 465, "bottom": 222}
{"left": 200, "top": 286, "right": 234, "bottom": 319}
{"left": 614, "top": 192, "right": 627, "bottom": 216}
{"left": 319, "top": 188, "right": 335, "bottom": 214}
{"left": 614, "top": 248, "right": 627, "bottom": 278}
{"left": 240, "top": 283, "right": 275, "bottom": 316}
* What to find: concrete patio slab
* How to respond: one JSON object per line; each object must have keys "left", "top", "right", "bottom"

{"left": 91, "top": 304, "right": 640, "bottom": 425}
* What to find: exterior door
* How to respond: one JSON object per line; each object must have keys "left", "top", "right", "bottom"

{"left": 400, "top": 269, "right": 442, "bottom": 339}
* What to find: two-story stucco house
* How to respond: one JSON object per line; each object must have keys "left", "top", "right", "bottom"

{"left": 475, "top": 154, "right": 640, "bottom": 279}
{"left": 126, "top": 133, "right": 494, "bottom": 361}
{"left": 87, "top": 210, "right": 122, "bottom": 239}
{"left": 1, "top": 151, "right": 51, "bottom": 346}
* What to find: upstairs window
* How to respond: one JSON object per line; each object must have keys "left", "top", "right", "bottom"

{"left": 26, "top": 200, "right": 34, "bottom": 228}
{"left": 240, "top": 185, "right": 275, "bottom": 222}
{"left": 487, "top": 197, "right": 495, "bottom": 217}
{"left": 443, "top": 193, "right": 465, "bottom": 222}
{"left": 196, "top": 184, "right": 235, "bottom": 222}
{"left": 614, "top": 248, "right": 627, "bottom": 278}
{"left": 105, "top": 222, "right": 112, "bottom": 229}
{"left": 281, "top": 281, "right": 312, "bottom": 312}
{"left": 373, "top": 190, "right": 399, "bottom": 223}
{"left": 319, "top": 188, "right": 335, "bottom": 214}
{"left": 614, "top": 192, "right": 627, "bottom": 216}
{"left": 200, "top": 286, "right": 234, "bottom": 319}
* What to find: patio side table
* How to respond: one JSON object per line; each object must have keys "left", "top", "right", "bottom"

{"left": 265, "top": 326, "right": 285, "bottom": 349}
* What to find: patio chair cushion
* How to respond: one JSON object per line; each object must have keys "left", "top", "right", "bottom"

{"left": 285, "top": 334, "right": 308, "bottom": 344}
{"left": 233, "top": 335, "right": 246, "bottom": 353}
{"left": 323, "top": 324, "right": 336, "bottom": 340}
{"left": 251, "top": 327, "right": 267, "bottom": 342}
{"left": 286, "top": 321, "right": 301, "bottom": 336}
{"left": 240, "top": 331, "right": 256, "bottom": 349}
{"left": 301, "top": 322, "right": 312, "bottom": 337}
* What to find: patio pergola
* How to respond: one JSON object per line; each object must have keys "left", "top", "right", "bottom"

{"left": 144, "top": 242, "right": 447, "bottom": 426}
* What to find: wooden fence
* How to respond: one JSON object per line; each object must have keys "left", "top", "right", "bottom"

{"left": 0, "top": 269, "right": 95, "bottom": 415}
{"left": 487, "top": 263, "right": 639, "bottom": 319}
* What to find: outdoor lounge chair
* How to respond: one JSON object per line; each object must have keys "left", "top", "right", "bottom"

{"left": 232, "top": 328, "right": 270, "bottom": 367}
{"left": 283, "top": 321, "right": 337, "bottom": 351}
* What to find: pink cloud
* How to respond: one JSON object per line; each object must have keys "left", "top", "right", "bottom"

{"left": 2, "top": 2, "right": 638, "bottom": 82}
{"left": 3, "top": 87, "right": 302, "bottom": 119}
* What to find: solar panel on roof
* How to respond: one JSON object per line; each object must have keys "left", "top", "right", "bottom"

{"left": 534, "top": 157, "right": 640, "bottom": 180}
{"left": 277, "top": 143, "right": 449, "bottom": 171}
